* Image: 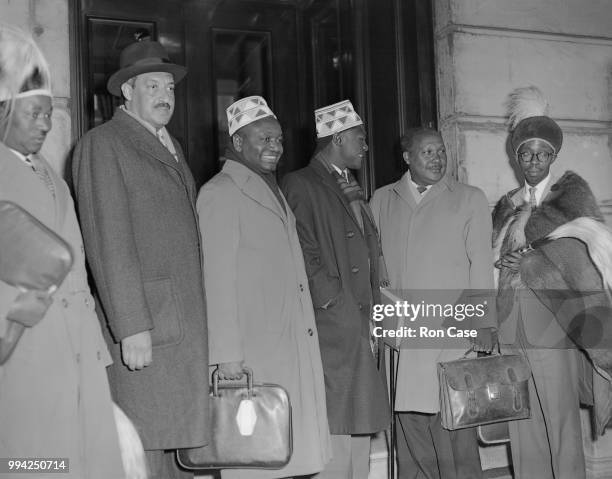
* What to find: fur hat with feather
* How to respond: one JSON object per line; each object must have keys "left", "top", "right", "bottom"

{"left": 505, "top": 86, "right": 562, "bottom": 154}
{"left": 0, "top": 23, "right": 51, "bottom": 112}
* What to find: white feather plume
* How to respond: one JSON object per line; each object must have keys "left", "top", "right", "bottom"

{"left": 506, "top": 86, "right": 549, "bottom": 130}
{"left": 0, "top": 23, "right": 51, "bottom": 102}
{"left": 547, "top": 217, "right": 612, "bottom": 295}
{"left": 113, "top": 402, "right": 148, "bottom": 479}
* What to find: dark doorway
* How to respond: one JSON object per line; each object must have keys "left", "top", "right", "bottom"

{"left": 70, "top": 0, "right": 435, "bottom": 192}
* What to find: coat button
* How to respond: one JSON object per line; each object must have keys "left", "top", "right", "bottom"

{"left": 299, "top": 284, "right": 304, "bottom": 292}
{"left": 347, "top": 231, "right": 355, "bottom": 238}
{"left": 358, "top": 303, "right": 363, "bottom": 310}
{"left": 80, "top": 245, "right": 85, "bottom": 254}
{"left": 307, "top": 328, "right": 314, "bottom": 336}
{"left": 62, "top": 298, "right": 69, "bottom": 308}
{"left": 351, "top": 266, "right": 359, "bottom": 273}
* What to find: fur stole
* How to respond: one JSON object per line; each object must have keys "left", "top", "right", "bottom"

{"left": 493, "top": 171, "right": 612, "bottom": 382}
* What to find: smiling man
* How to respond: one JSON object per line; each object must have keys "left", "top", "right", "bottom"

{"left": 197, "top": 96, "right": 331, "bottom": 479}
{"left": 369, "top": 127, "right": 496, "bottom": 479}
{"left": 282, "top": 100, "right": 390, "bottom": 479}
{"left": 72, "top": 40, "right": 209, "bottom": 478}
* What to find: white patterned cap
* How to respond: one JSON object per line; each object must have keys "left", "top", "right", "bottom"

{"left": 314, "top": 99, "right": 363, "bottom": 138}
{"left": 226, "top": 96, "right": 277, "bottom": 136}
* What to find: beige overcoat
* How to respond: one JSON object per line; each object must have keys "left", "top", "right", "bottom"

{"left": 0, "top": 143, "right": 124, "bottom": 478}
{"left": 197, "top": 159, "right": 331, "bottom": 479}
{"left": 370, "top": 173, "right": 496, "bottom": 412}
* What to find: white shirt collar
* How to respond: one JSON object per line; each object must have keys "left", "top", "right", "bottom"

{"left": 405, "top": 170, "right": 432, "bottom": 204}
{"left": 7, "top": 147, "right": 31, "bottom": 165}
{"left": 523, "top": 173, "right": 552, "bottom": 207}
{"left": 120, "top": 106, "right": 178, "bottom": 160}
{"left": 331, "top": 163, "right": 348, "bottom": 182}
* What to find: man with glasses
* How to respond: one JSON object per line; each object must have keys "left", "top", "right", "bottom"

{"left": 492, "top": 86, "right": 611, "bottom": 478}
{"left": 370, "top": 127, "right": 495, "bottom": 478}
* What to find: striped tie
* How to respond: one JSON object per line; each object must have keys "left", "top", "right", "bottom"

{"left": 529, "top": 187, "right": 537, "bottom": 209}
{"left": 27, "top": 156, "right": 56, "bottom": 199}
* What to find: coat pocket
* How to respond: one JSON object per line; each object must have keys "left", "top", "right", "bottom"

{"left": 143, "top": 277, "right": 184, "bottom": 348}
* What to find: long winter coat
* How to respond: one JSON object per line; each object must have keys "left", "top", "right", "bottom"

{"left": 282, "top": 159, "right": 390, "bottom": 435}
{"left": 197, "top": 159, "right": 331, "bottom": 478}
{"left": 0, "top": 143, "right": 124, "bottom": 478}
{"left": 72, "top": 109, "right": 209, "bottom": 450}
{"left": 370, "top": 173, "right": 496, "bottom": 412}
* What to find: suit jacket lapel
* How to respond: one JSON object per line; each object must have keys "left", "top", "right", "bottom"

{"left": 392, "top": 174, "right": 417, "bottom": 211}
{"left": 114, "top": 109, "right": 183, "bottom": 175}
{"left": 224, "top": 160, "right": 287, "bottom": 223}
{"left": 310, "top": 160, "right": 363, "bottom": 232}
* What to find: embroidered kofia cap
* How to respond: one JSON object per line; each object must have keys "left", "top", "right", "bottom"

{"left": 506, "top": 86, "right": 563, "bottom": 153}
{"left": 226, "top": 96, "right": 276, "bottom": 136}
{"left": 315, "top": 99, "right": 363, "bottom": 138}
{"left": 0, "top": 23, "right": 52, "bottom": 102}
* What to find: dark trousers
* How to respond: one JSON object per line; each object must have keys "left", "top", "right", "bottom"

{"left": 395, "top": 412, "right": 483, "bottom": 479}
{"left": 145, "top": 449, "right": 193, "bottom": 479}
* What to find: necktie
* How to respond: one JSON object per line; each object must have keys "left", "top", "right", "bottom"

{"left": 156, "top": 130, "right": 178, "bottom": 162}
{"left": 529, "top": 186, "right": 537, "bottom": 208}
{"left": 416, "top": 185, "right": 427, "bottom": 195}
{"left": 27, "top": 156, "right": 56, "bottom": 199}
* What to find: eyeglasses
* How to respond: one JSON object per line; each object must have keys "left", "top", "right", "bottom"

{"left": 419, "top": 147, "right": 446, "bottom": 160}
{"left": 518, "top": 151, "right": 553, "bottom": 164}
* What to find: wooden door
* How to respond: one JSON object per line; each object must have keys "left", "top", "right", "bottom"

{"left": 72, "top": 0, "right": 188, "bottom": 155}
{"left": 184, "top": 0, "right": 305, "bottom": 184}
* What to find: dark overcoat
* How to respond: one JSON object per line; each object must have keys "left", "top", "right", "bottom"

{"left": 72, "top": 109, "right": 209, "bottom": 449}
{"left": 282, "top": 159, "right": 390, "bottom": 435}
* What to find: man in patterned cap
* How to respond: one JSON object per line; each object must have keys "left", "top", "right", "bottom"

{"left": 282, "top": 100, "right": 390, "bottom": 479}
{"left": 493, "top": 86, "right": 612, "bottom": 478}
{"left": 197, "top": 95, "right": 331, "bottom": 479}
{"left": 72, "top": 39, "right": 209, "bottom": 478}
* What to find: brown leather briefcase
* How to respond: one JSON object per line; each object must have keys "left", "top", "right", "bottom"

{"left": 177, "top": 368, "right": 292, "bottom": 470}
{"left": 438, "top": 351, "right": 531, "bottom": 430}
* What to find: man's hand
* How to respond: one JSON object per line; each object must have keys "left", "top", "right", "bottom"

{"left": 121, "top": 331, "right": 152, "bottom": 371}
{"left": 217, "top": 361, "right": 245, "bottom": 380}
{"left": 499, "top": 251, "right": 523, "bottom": 272}
{"left": 471, "top": 327, "right": 497, "bottom": 353}
{"left": 6, "top": 290, "right": 53, "bottom": 327}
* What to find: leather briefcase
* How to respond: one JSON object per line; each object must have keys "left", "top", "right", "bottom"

{"left": 0, "top": 201, "right": 74, "bottom": 365}
{"left": 438, "top": 350, "right": 531, "bottom": 430}
{"left": 177, "top": 367, "right": 292, "bottom": 470}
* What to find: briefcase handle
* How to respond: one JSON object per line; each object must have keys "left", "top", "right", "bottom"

{"left": 212, "top": 366, "right": 254, "bottom": 398}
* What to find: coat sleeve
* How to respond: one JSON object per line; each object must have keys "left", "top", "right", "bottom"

{"left": 281, "top": 174, "right": 342, "bottom": 309}
{"left": 465, "top": 188, "right": 497, "bottom": 329}
{"left": 0, "top": 281, "right": 20, "bottom": 338}
{"left": 196, "top": 179, "right": 244, "bottom": 365}
{"left": 72, "top": 132, "right": 153, "bottom": 341}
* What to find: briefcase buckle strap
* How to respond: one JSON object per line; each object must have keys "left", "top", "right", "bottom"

{"left": 467, "top": 390, "right": 478, "bottom": 417}
{"left": 513, "top": 385, "right": 523, "bottom": 411}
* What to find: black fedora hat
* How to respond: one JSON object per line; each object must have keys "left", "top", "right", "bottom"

{"left": 107, "top": 40, "right": 187, "bottom": 97}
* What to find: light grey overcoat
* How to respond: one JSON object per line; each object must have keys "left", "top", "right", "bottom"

{"left": 197, "top": 159, "right": 331, "bottom": 479}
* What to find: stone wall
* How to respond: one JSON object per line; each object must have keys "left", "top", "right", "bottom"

{"left": 434, "top": 0, "right": 612, "bottom": 476}
{"left": 1, "top": 0, "right": 71, "bottom": 177}
{"left": 434, "top": 0, "right": 612, "bottom": 224}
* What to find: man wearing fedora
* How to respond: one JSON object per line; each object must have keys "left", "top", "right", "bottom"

{"left": 72, "top": 40, "right": 209, "bottom": 478}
